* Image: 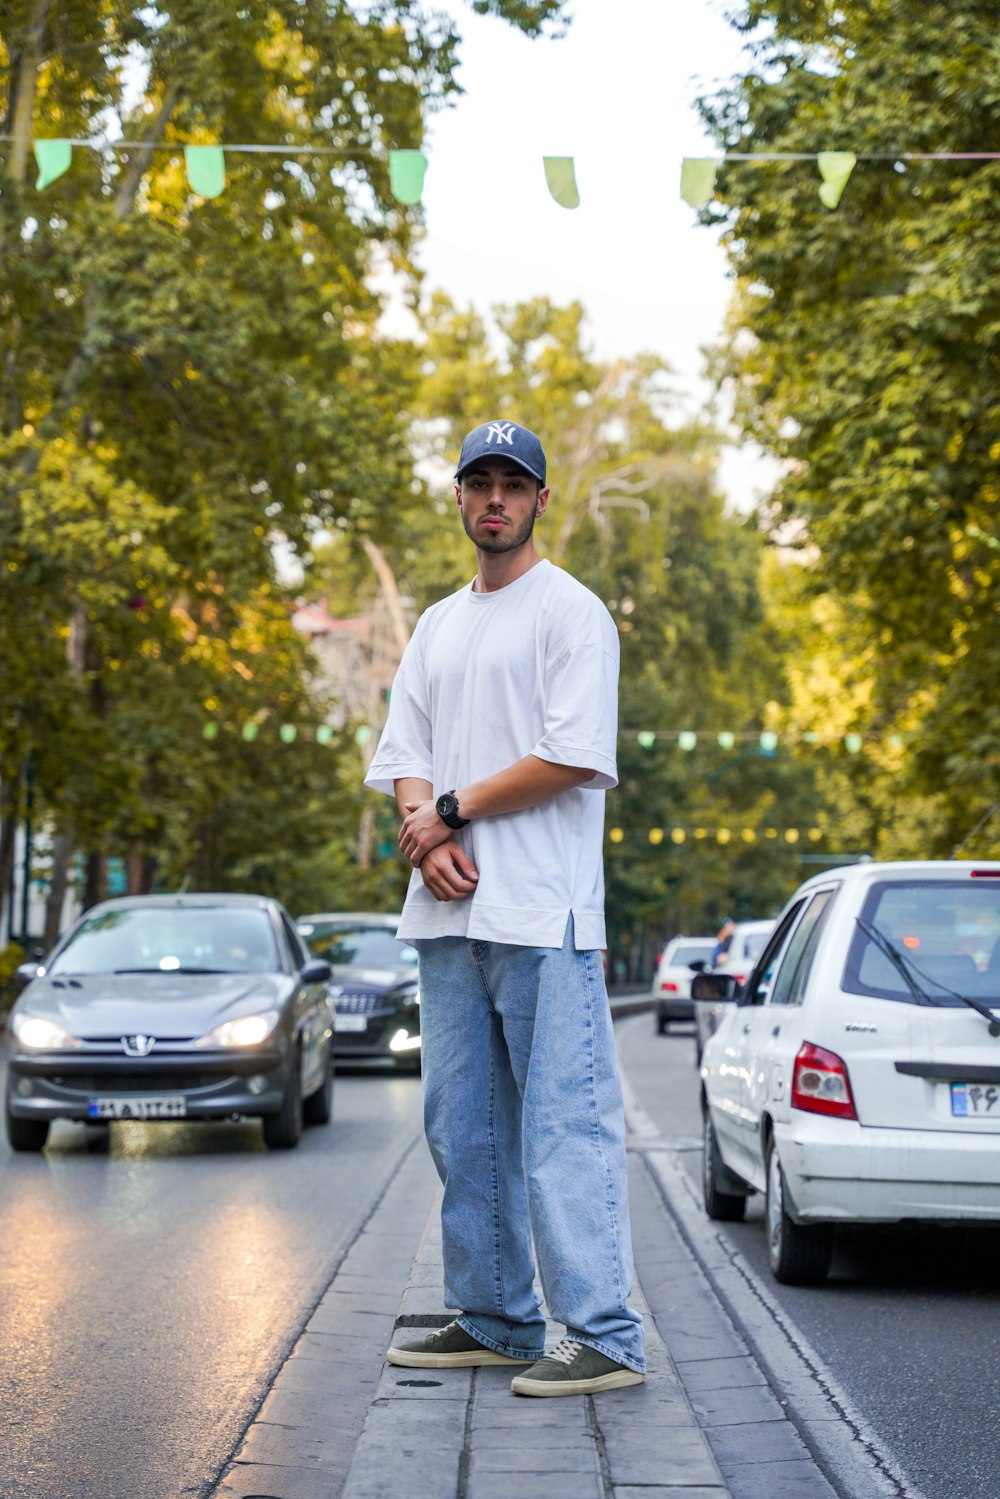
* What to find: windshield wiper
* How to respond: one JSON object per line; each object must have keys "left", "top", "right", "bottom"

{"left": 112, "top": 966, "right": 238, "bottom": 976}
{"left": 855, "top": 919, "right": 1000, "bottom": 1038}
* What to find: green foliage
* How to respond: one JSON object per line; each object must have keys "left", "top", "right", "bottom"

{"left": 316, "top": 293, "right": 829, "bottom": 965}
{"left": 0, "top": 0, "right": 570, "bottom": 926}
{"left": 0, "top": 942, "right": 27, "bottom": 1013}
{"left": 699, "top": 0, "right": 1000, "bottom": 855}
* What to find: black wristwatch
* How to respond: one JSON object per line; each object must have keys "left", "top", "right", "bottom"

{"left": 436, "top": 790, "right": 470, "bottom": 829}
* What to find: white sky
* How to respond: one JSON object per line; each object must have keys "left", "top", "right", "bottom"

{"left": 401, "top": 0, "right": 780, "bottom": 509}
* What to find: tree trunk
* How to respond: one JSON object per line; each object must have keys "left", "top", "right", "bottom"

{"left": 0, "top": 774, "right": 20, "bottom": 940}
{"left": 82, "top": 853, "right": 105, "bottom": 912}
{"left": 357, "top": 805, "right": 375, "bottom": 872}
{"left": 361, "top": 538, "right": 411, "bottom": 660}
{"left": 43, "top": 830, "right": 72, "bottom": 949}
{"left": 126, "top": 852, "right": 146, "bottom": 895}
{"left": 5, "top": 0, "right": 51, "bottom": 184}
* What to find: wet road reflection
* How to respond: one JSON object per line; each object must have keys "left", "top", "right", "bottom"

{"left": 0, "top": 1063, "right": 424, "bottom": 1499}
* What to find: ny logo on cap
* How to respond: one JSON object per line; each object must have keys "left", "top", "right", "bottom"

{"left": 485, "top": 421, "right": 517, "bottom": 447}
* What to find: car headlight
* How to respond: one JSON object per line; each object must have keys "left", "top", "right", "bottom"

{"left": 11, "top": 1013, "right": 80, "bottom": 1051}
{"left": 196, "top": 1010, "right": 280, "bottom": 1048}
{"left": 398, "top": 988, "right": 420, "bottom": 1009}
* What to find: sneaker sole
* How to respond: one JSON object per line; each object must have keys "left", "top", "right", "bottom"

{"left": 387, "top": 1346, "right": 525, "bottom": 1369}
{"left": 511, "top": 1368, "right": 645, "bottom": 1397}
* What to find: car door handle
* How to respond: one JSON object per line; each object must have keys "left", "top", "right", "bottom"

{"left": 742, "top": 1023, "right": 751, "bottom": 1034}
{"left": 772, "top": 1026, "right": 780, "bottom": 1037}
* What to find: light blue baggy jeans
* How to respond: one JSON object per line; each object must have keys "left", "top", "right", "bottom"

{"left": 416, "top": 917, "right": 645, "bottom": 1374}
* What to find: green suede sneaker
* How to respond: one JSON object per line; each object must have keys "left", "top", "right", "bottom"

{"left": 387, "top": 1320, "right": 526, "bottom": 1368}
{"left": 510, "top": 1339, "right": 645, "bottom": 1396}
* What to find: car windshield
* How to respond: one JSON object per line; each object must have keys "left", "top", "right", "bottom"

{"left": 671, "top": 943, "right": 713, "bottom": 967}
{"left": 845, "top": 879, "right": 1000, "bottom": 1004}
{"left": 48, "top": 906, "right": 279, "bottom": 977}
{"left": 302, "top": 925, "right": 418, "bottom": 969}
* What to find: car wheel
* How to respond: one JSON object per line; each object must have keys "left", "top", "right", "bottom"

{"left": 702, "top": 1111, "right": 747, "bottom": 1222}
{"left": 303, "top": 1043, "right": 334, "bottom": 1126}
{"left": 5, "top": 1101, "right": 50, "bottom": 1153}
{"left": 765, "top": 1138, "right": 833, "bottom": 1285}
{"left": 263, "top": 1050, "right": 304, "bottom": 1149}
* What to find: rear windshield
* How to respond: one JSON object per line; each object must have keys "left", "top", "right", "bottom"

{"left": 741, "top": 930, "right": 771, "bottom": 963}
{"left": 302, "top": 925, "right": 418, "bottom": 969}
{"left": 844, "top": 879, "right": 1000, "bottom": 1004}
{"left": 670, "top": 943, "right": 714, "bottom": 967}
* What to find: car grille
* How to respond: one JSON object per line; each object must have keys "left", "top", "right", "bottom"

{"left": 336, "top": 991, "right": 385, "bottom": 1015}
{"left": 46, "top": 1071, "right": 228, "bottom": 1093}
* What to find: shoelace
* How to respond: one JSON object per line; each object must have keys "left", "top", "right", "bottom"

{"left": 429, "top": 1321, "right": 462, "bottom": 1344}
{"left": 547, "top": 1338, "right": 584, "bottom": 1366}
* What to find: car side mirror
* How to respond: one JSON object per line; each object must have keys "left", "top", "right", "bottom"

{"left": 300, "top": 958, "right": 332, "bottom": 985}
{"left": 691, "top": 972, "right": 741, "bottom": 1004}
{"left": 15, "top": 961, "right": 44, "bottom": 986}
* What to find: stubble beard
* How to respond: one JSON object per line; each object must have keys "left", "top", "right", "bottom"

{"left": 462, "top": 507, "right": 537, "bottom": 554}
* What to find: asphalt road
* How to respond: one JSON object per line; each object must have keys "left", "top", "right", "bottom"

{"left": 0, "top": 1054, "right": 424, "bottom": 1499}
{"left": 620, "top": 1013, "right": 1000, "bottom": 1499}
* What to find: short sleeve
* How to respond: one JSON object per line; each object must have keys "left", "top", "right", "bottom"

{"left": 530, "top": 606, "right": 620, "bottom": 791}
{"left": 364, "top": 625, "right": 434, "bottom": 797}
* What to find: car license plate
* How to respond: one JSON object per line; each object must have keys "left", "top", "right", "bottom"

{"left": 335, "top": 1014, "right": 368, "bottom": 1033}
{"left": 88, "top": 1097, "right": 188, "bottom": 1120}
{"left": 951, "top": 1083, "right": 1000, "bottom": 1118}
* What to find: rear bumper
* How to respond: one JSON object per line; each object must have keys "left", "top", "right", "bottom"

{"left": 655, "top": 997, "right": 694, "bottom": 1022}
{"left": 775, "top": 1116, "right": 1000, "bottom": 1223}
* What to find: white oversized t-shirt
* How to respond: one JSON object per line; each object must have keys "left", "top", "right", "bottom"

{"left": 364, "top": 559, "right": 619, "bottom": 950}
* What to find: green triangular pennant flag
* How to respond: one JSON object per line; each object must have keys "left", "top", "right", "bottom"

{"left": 680, "top": 157, "right": 718, "bottom": 207}
{"left": 185, "top": 145, "right": 225, "bottom": 199}
{"left": 817, "top": 150, "right": 856, "bottom": 209}
{"left": 543, "top": 156, "right": 580, "bottom": 210}
{"left": 34, "top": 139, "right": 72, "bottom": 190}
{"left": 388, "top": 149, "right": 427, "bottom": 206}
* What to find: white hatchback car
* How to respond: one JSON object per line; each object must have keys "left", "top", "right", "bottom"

{"left": 698, "top": 861, "right": 1000, "bottom": 1285}
{"left": 652, "top": 936, "right": 716, "bottom": 1032}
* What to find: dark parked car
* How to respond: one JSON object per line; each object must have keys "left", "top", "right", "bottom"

{"left": 5, "top": 894, "right": 335, "bottom": 1152}
{"left": 296, "top": 912, "right": 421, "bottom": 1070}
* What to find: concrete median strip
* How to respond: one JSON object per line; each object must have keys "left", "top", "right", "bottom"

{"left": 213, "top": 1084, "right": 730, "bottom": 1499}
{"left": 620, "top": 1061, "right": 929, "bottom": 1499}
{"left": 344, "top": 1200, "right": 728, "bottom": 1499}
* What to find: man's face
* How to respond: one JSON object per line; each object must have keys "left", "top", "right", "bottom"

{"left": 455, "top": 457, "right": 549, "bottom": 554}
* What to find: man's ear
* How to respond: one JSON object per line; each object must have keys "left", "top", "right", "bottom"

{"left": 536, "top": 486, "right": 550, "bottom": 518}
{"left": 454, "top": 483, "right": 462, "bottom": 509}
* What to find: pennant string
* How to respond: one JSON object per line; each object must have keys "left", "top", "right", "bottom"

{"left": 388, "top": 149, "right": 427, "bottom": 205}
{"left": 543, "top": 156, "right": 580, "bottom": 209}
{"left": 33, "top": 139, "right": 72, "bottom": 189}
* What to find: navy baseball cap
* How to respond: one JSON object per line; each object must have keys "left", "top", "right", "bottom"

{"left": 456, "top": 420, "right": 547, "bottom": 486}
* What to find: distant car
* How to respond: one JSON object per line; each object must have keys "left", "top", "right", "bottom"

{"left": 296, "top": 913, "right": 421, "bottom": 1070}
{"left": 694, "top": 919, "right": 775, "bottom": 1062}
{"left": 5, "top": 894, "right": 335, "bottom": 1153}
{"left": 698, "top": 860, "right": 1000, "bottom": 1286}
{"left": 651, "top": 937, "right": 715, "bottom": 1033}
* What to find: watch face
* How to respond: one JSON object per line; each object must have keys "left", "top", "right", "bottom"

{"left": 437, "top": 794, "right": 457, "bottom": 818}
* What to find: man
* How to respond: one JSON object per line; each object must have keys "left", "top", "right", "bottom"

{"left": 364, "top": 419, "right": 645, "bottom": 1397}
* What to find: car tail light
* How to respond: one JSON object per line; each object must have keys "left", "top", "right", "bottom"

{"left": 971, "top": 870, "right": 1000, "bottom": 878}
{"left": 659, "top": 980, "right": 678, "bottom": 992}
{"left": 791, "top": 1042, "right": 858, "bottom": 1120}
{"left": 731, "top": 974, "right": 746, "bottom": 986}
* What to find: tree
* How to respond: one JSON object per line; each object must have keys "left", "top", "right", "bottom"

{"left": 0, "top": 0, "right": 572, "bottom": 930}
{"left": 698, "top": 0, "right": 1000, "bottom": 855}
{"left": 310, "top": 293, "right": 828, "bottom": 969}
